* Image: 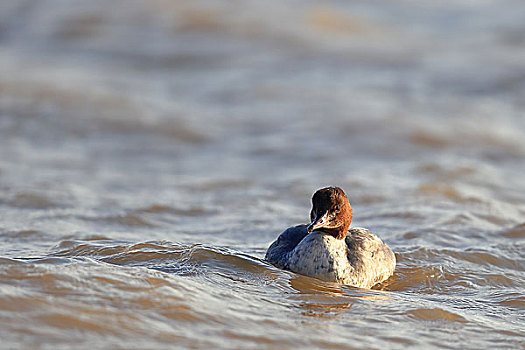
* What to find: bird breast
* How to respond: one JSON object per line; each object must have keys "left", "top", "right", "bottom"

{"left": 286, "top": 232, "right": 352, "bottom": 282}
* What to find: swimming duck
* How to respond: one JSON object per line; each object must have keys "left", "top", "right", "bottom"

{"left": 265, "top": 186, "right": 395, "bottom": 289}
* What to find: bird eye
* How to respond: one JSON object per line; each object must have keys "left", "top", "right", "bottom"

{"left": 335, "top": 205, "right": 341, "bottom": 211}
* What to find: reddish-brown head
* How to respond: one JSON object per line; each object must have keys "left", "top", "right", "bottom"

{"left": 307, "top": 186, "right": 353, "bottom": 239}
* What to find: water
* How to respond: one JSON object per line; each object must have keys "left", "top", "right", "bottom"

{"left": 1, "top": 0, "right": 524, "bottom": 348}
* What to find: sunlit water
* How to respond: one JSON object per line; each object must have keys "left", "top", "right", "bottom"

{"left": 1, "top": 0, "right": 524, "bottom": 349}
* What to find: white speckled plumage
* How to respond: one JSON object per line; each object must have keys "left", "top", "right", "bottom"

{"left": 266, "top": 225, "right": 395, "bottom": 289}
{"left": 265, "top": 187, "right": 395, "bottom": 289}
{"left": 287, "top": 230, "right": 352, "bottom": 283}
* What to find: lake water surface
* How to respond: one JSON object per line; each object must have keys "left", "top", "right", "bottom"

{"left": 0, "top": 0, "right": 524, "bottom": 349}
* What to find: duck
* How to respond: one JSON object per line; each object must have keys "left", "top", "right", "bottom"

{"left": 265, "top": 186, "right": 395, "bottom": 289}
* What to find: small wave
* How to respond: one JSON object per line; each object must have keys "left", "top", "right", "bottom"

{"left": 400, "top": 246, "right": 523, "bottom": 271}
{"left": 190, "top": 179, "right": 254, "bottom": 191}
{"left": 409, "top": 124, "right": 524, "bottom": 156}
{"left": 499, "top": 223, "right": 525, "bottom": 238}
{"left": 78, "top": 205, "right": 214, "bottom": 229}
{"left": 383, "top": 265, "right": 452, "bottom": 292}
{"left": 0, "top": 257, "right": 26, "bottom": 265}
{"left": 417, "top": 183, "right": 487, "bottom": 204}
{"left": 444, "top": 248, "right": 523, "bottom": 272}
{"left": 2, "top": 191, "right": 59, "bottom": 209}
{"left": 135, "top": 204, "right": 213, "bottom": 216}
{"left": 411, "top": 130, "right": 449, "bottom": 149}
{"left": 497, "top": 293, "right": 525, "bottom": 309}
{"left": 36, "top": 313, "right": 113, "bottom": 333}
{"left": 51, "top": 240, "right": 272, "bottom": 277}
{"left": 416, "top": 163, "right": 477, "bottom": 179}
{"left": 53, "top": 240, "right": 181, "bottom": 260}
{"left": 0, "top": 230, "right": 47, "bottom": 242}
{"left": 81, "top": 213, "right": 155, "bottom": 228}
{"left": 407, "top": 308, "right": 467, "bottom": 323}
{"left": 388, "top": 247, "right": 523, "bottom": 292}
{"left": 2, "top": 257, "right": 74, "bottom": 265}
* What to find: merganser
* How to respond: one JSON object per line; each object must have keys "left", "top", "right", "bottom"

{"left": 265, "top": 186, "right": 395, "bottom": 289}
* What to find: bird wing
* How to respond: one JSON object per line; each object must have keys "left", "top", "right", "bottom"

{"left": 265, "top": 224, "right": 309, "bottom": 268}
{"left": 345, "top": 227, "right": 396, "bottom": 287}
